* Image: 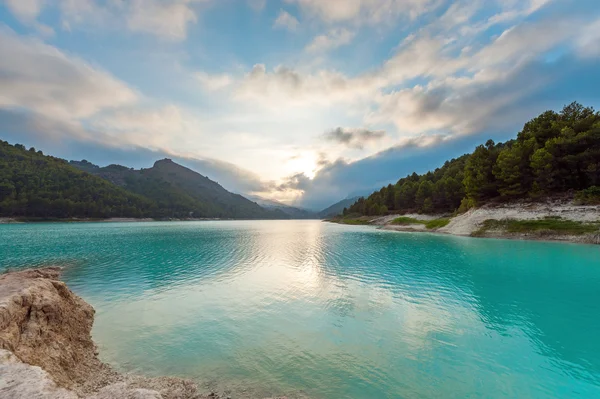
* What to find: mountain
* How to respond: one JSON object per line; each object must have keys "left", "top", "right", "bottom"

{"left": 344, "top": 102, "right": 600, "bottom": 217}
{"left": 318, "top": 197, "right": 361, "bottom": 218}
{"left": 248, "top": 195, "right": 318, "bottom": 219}
{"left": 70, "top": 158, "right": 287, "bottom": 219}
{"left": 0, "top": 140, "right": 287, "bottom": 219}
{"left": 0, "top": 141, "right": 155, "bottom": 218}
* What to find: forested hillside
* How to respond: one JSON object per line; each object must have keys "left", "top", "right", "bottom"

{"left": 345, "top": 102, "right": 600, "bottom": 216}
{"left": 0, "top": 141, "right": 285, "bottom": 219}
{"left": 71, "top": 159, "right": 283, "bottom": 219}
{"left": 0, "top": 141, "right": 155, "bottom": 218}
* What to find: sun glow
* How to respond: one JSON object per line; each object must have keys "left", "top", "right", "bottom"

{"left": 285, "top": 153, "right": 318, "bottom": 179}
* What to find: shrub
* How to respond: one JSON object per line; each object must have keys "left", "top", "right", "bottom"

{"left": 458, "top": 197, "right": 476, "bottom": 213}
{"left": 575, "top": 186, "right": 600, "bottom": 205}
{"left": 391, "top": 217, "right": 450, "bottom": 230}
{"left": 425, "top": 218, "right": 450, "bottom": 229}
{"left": 391, "top": 217, "right": 423, "bottom": 225}
{"left": 472, "top": 218, "right": 599, "bottom": 236}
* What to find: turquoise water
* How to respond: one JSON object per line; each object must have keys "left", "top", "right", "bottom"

{"left": 1, "top": 220, "right": 600, "bottom": 398}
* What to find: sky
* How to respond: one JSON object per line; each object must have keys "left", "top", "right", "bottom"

{"left": 1, "top": 0, "right": 600, "bottom": 210}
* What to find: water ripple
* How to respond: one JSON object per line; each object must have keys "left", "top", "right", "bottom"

{"left": 1, "top": 220, "right": 600, "bottom": 398}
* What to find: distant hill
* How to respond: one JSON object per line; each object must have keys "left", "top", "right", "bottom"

{"left": 248, "top": 195, "right": 318, "bottom": 219}
{"left": 0, "top": 141, "right": 155, "bottom": 218}
{"left": 70, "top": 158, "right": 287, "bottom": 219}
{"left": 318, "top": 197, "right": 361, "bottom": 218}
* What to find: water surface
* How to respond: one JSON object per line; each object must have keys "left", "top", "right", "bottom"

{"left": 1, "top": 220, "right": 600, "bottom": 398}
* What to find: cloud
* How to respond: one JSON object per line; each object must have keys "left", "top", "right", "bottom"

{"left": 0, "top": 28, "right": 137, "bottom": 121}
{"left": 0, "top": 108, "right": 272, "bottom": 195}
{"left": 276, "top": 171, "right": 314, "bottom": 192}
{"left": 0, "top": 108, "right": 89, "bottom": 145}
{"left": 230, "top": 9, "right": 581, "bottom": 110}
{"left": 471, "top": 17, "right": 579, "bottom": 70}
{"left": 284, "top": 0, "right": 443, "bottom": 24}
{"left": 576, "top": 18, "right": 600, "bottom": 58}
{"left": 368, "top": 15, "right": 594, "bottom": 135}
{"left": 305, "top": 28, "right": 355, "bottom": 53}
{"left": 0, "top": 28, "right": 235, "bottom": 176}
{"left": 324, "top": 127, "right": 386, "bottom": 149}
{"left": 58, "top": 0, "right": 115, "bottom": 30}
{"left": 90, "top": 105, "right": 197, "bottom": 149}
{"left": 3, "top": 0, "right": 204, "bottom": 40}
{"left": 273, "top": 9, "right": 300, "bottom": 31}
{"left": 282, "top": 133, "right": 464, "bottom": 209}
{"left": 4, "top": 0, "right": 45, "bottom": 21}
{"left": 230, "top": 8, "right": 600, "bottom": 129}
{"left": 192, "top": 6, "right": 600, "bottom": 205}
{"left": 287, "top": 53, "right": 600, "bottom": 210}
{"left": 4, "top": 0, "right": 54, "bottom": 36}
{"left": 196, "top": 71, "right": 234, "bottom": 91}
{"left": 127, "top": 0, "right": 198, "bottom": 41}
{"left": 234, "top": 64, "right": 375, "bottom": 108}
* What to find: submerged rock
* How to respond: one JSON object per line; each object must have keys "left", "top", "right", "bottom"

{"left": 0, "top": 267, "right": 213, "bottom": 399}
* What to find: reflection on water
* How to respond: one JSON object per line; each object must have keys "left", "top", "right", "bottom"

{"left": 1, "top": 220, "right": 600, "bottom": 398}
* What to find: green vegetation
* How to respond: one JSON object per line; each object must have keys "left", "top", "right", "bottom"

{"left": 343, "top": 102, "right": 600, "bottom": 216}
{"left": 0, "top": 141, "right": 155, "bottom": 218}
{"left": 391, "top": 216, "right": 423, "bottom": 225}
{"left": 473, "top": 217, "right": 600, "bottom": 237}
{"left": 575, "top": 186, "right": 600, "bottom": 205}
{"left": 390, "top": 216, "right": 450, "bottom": 229}
{"left": 0, "top": 141, "right": 285, "bottom": 219}
{"left": 425, "top": 218, "right": 451, "bottom": 229}
{"left": 71, "top": 158, "right": 282, "bottom": 219}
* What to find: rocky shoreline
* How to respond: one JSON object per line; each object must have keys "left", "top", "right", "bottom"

{"left": 0, "top": 267, "right": 217, "bottom": 399}
{"left": 331, "top": 199, "right": 600, "bottom": 245}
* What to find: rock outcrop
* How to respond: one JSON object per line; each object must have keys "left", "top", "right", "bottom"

{"left": 0, "top": 267, "right": 207, "bottom": 399}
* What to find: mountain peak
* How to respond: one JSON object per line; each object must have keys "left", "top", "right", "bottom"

{"left": 62, "top": 151, "right": 287, "bottom": 219}
{"left": 153, "top": 158, "right": 174, "bottom": 167}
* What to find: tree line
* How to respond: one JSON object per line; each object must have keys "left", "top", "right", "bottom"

{"left": 345, "top": 102, "right": 600, "bottom": 216}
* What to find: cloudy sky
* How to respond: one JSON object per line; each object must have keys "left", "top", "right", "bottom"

{"left": 1, "top": 0, "right": 599, "bottom": 210}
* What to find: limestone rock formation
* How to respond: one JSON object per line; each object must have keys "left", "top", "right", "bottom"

{"left": 0, "top": 267, "right": 208, "bottom": 399}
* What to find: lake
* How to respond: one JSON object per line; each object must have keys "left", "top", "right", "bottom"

{"left": 1, "top": 220, "right": 600, "bottom": 398}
